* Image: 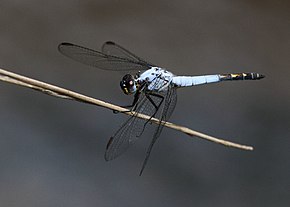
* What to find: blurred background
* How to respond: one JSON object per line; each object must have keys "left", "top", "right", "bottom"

{"left": 0, "top": 0, "right": 289, "bottom": 206}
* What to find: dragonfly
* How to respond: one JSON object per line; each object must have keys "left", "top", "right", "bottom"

{"left": 58, "top": 41, "right": 264, "bottom": 175}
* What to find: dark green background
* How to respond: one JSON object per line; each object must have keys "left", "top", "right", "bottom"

{"left": 0, "top": 0, "right": 289, "bottom": 206}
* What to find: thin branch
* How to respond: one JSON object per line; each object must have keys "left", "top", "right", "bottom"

{"left": 0, "top": 68, "right": 253, "bottom": 151}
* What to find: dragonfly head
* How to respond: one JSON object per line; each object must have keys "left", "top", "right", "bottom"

{"left": 120, "top": 74, "right": 137, "bottom": 95}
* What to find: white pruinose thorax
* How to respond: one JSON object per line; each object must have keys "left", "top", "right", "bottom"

{"left": 137, "top": 67, "right": 174, "bottom": 92}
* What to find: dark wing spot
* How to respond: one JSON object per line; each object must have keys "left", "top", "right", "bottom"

{"left": 106, "top": 137, "right": 114, "bottom": 149}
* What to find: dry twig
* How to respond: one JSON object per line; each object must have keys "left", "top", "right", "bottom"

{"left": 0, "top": 68, "right": 253, "bottom": 151}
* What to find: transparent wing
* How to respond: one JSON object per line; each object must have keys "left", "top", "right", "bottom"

{"left": 139, "top": 85, "right": 177, "bottom": 175}
{"left": 104, "top": 92, "right": 164, "bottom": 161}
{"left": 101, "top": 41, "right": 156, "bottom": 67}
{"left": 58, "top": 42, "right": 153, "bottom": 71}
{"left": 105, "top": 76, "right": 177, "bottom": 175}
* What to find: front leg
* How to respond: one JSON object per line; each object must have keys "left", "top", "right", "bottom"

{"left": 113, "top": 91, "right": 141, "bottom": 114}
{"left": 122, "top": 91, "right": 141, "bottom": 110}
{"left": 113, "top": 80, "right": 148, "bottom": 114}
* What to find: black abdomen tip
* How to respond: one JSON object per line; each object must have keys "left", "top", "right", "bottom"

{"left": 250, "top": 73, "right": 265, "bottom": 80}
{"left": 220, "top": 73, "right": 265, "bottom": 81}
{"left": 256, "top": 73, "right": 265, "bottom": 79}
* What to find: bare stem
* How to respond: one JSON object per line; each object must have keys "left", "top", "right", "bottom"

{"left": 0, "top": 68, "right": 253, "bottom": 151}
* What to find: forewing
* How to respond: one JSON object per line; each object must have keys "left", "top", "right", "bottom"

{"left": 139, "top": 86, "right": 177, "bottom": 175}
{"left": 58, "top": 42, "right": 151, "bottom": 71}
{"left": 104, "top": 92, "right": 164, "bottom": 161}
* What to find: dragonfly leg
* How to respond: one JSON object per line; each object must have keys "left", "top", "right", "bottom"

{"left": 113, "top": 81, "right": 149, "bottom": 114}
{"left": 113, "top": 91, "right": 141, "bottom": 113}
{"left": 136, "top": 92, "right": 164, "bottom": 137}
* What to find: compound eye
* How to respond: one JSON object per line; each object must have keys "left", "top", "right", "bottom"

{"left": 120, "top": 74, "right": 136, "bottom": 95}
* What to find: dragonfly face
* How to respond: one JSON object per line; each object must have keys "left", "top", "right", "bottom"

{"left": 120, "top": 74, "right": 137, "bottom": 95}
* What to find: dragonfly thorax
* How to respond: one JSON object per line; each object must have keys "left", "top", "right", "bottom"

{"left": 137, "top": 67, "right": 174, "bottom": 92}
{"left": 120, "top": 74, "right": 137, "bottom": 95}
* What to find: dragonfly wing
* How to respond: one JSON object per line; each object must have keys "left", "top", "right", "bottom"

{"left": 105, "top": 92, "right": 164, "bottom": 161}
{"left": 101, "top": 41, "right": 156, "bottom": 67}
{"left": 58, "top": 42, "right": 151, "bottom": 71}
{"left": 139, "top": 85, "right": 177, "bottom": 175}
